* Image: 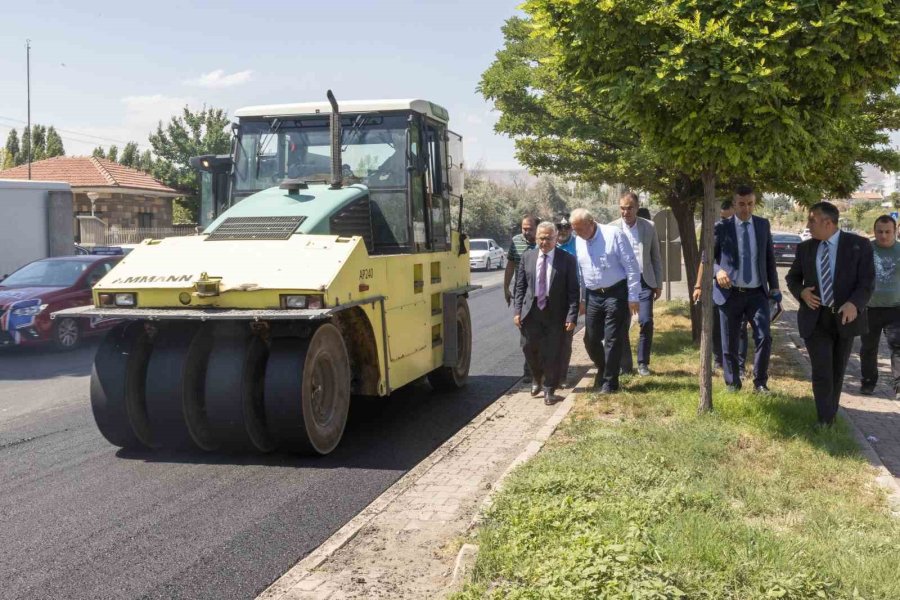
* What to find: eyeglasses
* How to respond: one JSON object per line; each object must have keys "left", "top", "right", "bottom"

{"left": 537, "top": 236, "right": 553, "bottom": 241}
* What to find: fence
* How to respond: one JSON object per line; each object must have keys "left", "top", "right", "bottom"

{"left": 76, "top": 216, "right": 199, "bottom": 246}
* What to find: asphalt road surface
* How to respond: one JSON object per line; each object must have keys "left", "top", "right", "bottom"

{"left": 0, "top": 269, "right": 523, "bottom": 600}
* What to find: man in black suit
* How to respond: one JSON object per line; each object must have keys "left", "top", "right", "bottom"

{"left": 514, "top": 221, "right": 580, "bottom": 405}
{"left": 713, "top": 185, "right": 782, "bottom": 393}
{"left": 786, "top": 201, "right": 874, "bottom": 426}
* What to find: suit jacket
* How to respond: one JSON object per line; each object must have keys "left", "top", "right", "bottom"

{"left": 514, "top": 248, "right": 579, "bottom": 325}
{"left": 713, "top": 215, "right": 779, "bottom": 305}
{"left": 785, "top": 231, "right": 874, "bottom": 339}
{"left": 609, "top": 217, "right": 663, "bottom": 289}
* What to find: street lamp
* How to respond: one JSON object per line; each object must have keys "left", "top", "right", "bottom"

{"left": 86, "top": 192, "right": 99, "bottom": 216}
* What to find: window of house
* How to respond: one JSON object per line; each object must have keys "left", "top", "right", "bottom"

{"left": 137, "top": 213, "right": 153, "bottom": 228}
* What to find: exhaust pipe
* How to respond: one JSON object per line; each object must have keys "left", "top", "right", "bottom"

{"left": 327, "top": 90, "right": 342, "bottom": 190}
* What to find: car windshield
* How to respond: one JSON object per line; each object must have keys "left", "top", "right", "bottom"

{"left": 234, "top": 114, "right": 409, "bottom": 193}
{"left": 774, "top": 234, "right": 801, "bottom": 243}
{"left": 470, "top": 241, "right": 488, "bottom": 251}
{"left": 2, "top": 259, "right": 90, "bottom": 287}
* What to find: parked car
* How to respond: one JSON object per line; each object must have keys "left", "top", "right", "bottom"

{"left": 800, "top": 228, "right": 812, "bottom": 241}
{"left": 0, "top": 254, "right": 123, "bottom": 350}
{"left": 773, "top": 232, "right": 802, "bottom": 265}
{"left": 469, "top": 238, "right": 507, "bottom": 271}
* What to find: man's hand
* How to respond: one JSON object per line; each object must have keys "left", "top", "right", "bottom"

{"left": 579, "top": 301, "right": 586, "bottom": 316}
{"left": 629, "top": 301, "right": 639, "bottom": 315}
{"left": 800, "top": 286, "right": 821, "bottom": 310}
{"left": 770, "top": 289, "right": 783, "bottom": 302}
{"left": 504, "top": 289, "right": 512, "bottom": 307}
{"left": 839, "top": 302, "right": 858, "bottom": 325}
{"left": 513, "top": 314, "right": 522, "bottom": 329}
{"left": 654, "top": 287, "right": 662, "bottom": 300}
{"left": 715, "top": 269, "right": 732, "bottom": 289}
{"left": 565, "top": 321, "right": 575, "bottom": 333}
{"left": 692, "top": 288, "right": 701, "bottom": 304}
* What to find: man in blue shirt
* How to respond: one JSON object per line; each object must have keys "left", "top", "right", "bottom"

{"left": 713, "top": 185, "right": 781, "bottom": 393}
{"left": 570, "top": 208, "right": 640, "bottom": 393}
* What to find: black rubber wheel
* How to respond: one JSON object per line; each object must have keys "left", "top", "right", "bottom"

{"left": 264, "top": 323, "right": 351, "bottom": 455}
{"left": 182, "top": 324, "right": 218, "bottom": 451}
{"left": 53, "top": 317, "right": 81, "bottom": 351}
{"left": 428, "top": 297, "right": 472, "bottom": 391}
{"left": 144, "top": 323, "right": 204, "bottom": 449}
{"left": 90, "top": 321, "right": 155, "bottom": 449}
{"left": 204, "top": 322, "right": 274, "bottom": 452}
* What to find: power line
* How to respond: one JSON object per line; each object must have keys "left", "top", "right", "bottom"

{"left": 0, "top": 115, "right": 145, "bottom": 147}
{"left": 0, "top": 123, "right": 146, "bottom": 153}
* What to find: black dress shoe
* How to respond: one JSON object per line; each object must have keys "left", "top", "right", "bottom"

{"left": 544, "top": 388, "right": 558, "bottom": 405}
{"left": 754, "top": 385, "right": 771, "bottom": 395}
{"left": 860, "top": 383, "right": 875, "bottom": 396}
{"left": 531, "top": 384, "right": 542, "bottom": 397}
{"left": 597, "top": 384, "right": 616, "bottom": 395}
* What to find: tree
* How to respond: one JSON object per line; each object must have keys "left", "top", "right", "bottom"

{"left": 148, "top": 105, "right": 231, "bottom": 223}
{"left": 18, "top": 126, "right": 30, "bottom": 166}
{"left": 106, "top": 144, "right": 118, "bottom": 162}
{"left": 44, "top": 126, "right": 64, "bottom": 158}
{"left": 29, "top": 125, "right": 46, "bottom": 161}
{"left": 525, "top": 0, "right": 900, "bottom": 412}
{"left": 119, "top": 142, "right": 140, "bottom": 168}
{"left": 139, "top": 149, "right": 154, "bottom": 172}
{"left": 2, "top": 129, "right": 18, "bottom": 169}
{"left": 92, "top": 146, "right": 106, "bottom": 159}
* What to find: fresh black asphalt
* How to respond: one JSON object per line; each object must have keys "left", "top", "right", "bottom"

{"left": 0, "top": 270, "right": 524, "bottom": 600}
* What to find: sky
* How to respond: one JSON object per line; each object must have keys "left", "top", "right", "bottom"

{"left": 0, "top": 0, "right": 524, "bottom": 169}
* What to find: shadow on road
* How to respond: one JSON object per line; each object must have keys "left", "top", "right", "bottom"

{"left": 0, "top": 341, "right": 99, "bottom": 381}
{"left": 114, "top": 373, "right": 521, "bottom": 470}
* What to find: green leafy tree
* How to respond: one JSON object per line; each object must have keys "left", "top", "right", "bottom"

{"left": 525, "top": 0, "right": 900, "bottom": 412}
{"left": 92, "top": 146, "right": 106, "bottom": 159}
{"left": 2, "top": 129, "right": 18, "bottom": 169}
{"left": 148, "top": 105, "right": 231, "bottom": 223}
{"left": 119, "top": 142, "right": 140, "bottom": 168}
{"left": 106, "top": 144, "right": 118, "bottom": 162}
{"left": 18, "top": 126, "right": 31, "bottom": 166}
{"left": 29, "top": 125, "right": 46, "bottom": 161}
{"left": 44, "top": 126, "right": 64, "bottom": 158}
{"left": 139, "top": 149, "right": 154, "bottom": 172}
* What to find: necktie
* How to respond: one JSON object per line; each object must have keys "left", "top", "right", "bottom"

{"left": 741, "top": 221, "right": 752, "bottom": 284}
{"left": 820, "top": 240, "right": 833, "bottom": 307}
{"left": 537, "top": 253, "right": 548, "bottom": 310}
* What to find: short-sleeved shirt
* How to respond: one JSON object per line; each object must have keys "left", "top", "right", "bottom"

{"left": 871, "top": 241, "right": 900, "bottom": 308}
{"left": 507, "top": 233, "right": 536, "bottom": 265}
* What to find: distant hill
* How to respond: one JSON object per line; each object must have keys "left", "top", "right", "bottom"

{"left": 476, "top": 169, "right": 540, "bottom": 187}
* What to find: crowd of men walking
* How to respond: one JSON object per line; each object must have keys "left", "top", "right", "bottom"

{"left": 503, "top": 186, "right": 900, "bottom": 427}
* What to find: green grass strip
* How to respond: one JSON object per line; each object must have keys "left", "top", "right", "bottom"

{"left": 454, "top": 302, "right": 900, "bottom": 600}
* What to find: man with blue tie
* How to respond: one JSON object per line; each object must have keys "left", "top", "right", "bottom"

{"left": 570, "top": 208, "right": 640, "bottom": 393}
{"left": 713, "top": 185, "right": 781, "bottom": 393}
{"left": 786, "top": 202, "right": 874, "bottom": 425}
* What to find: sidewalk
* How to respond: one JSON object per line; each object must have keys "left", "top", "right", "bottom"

{"left": 257, "top": 329, "right": 593, "bottom": 600}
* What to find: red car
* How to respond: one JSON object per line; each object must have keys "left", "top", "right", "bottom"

{"left": 0, "top": 255, "right": 123, "bottom": 350}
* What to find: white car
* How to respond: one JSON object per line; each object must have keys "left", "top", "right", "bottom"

{"left": 800, "top": 228, "right": 812, "bottom": 241}
{"left": 469, "top": 238, "right": 506, "bottom": 271}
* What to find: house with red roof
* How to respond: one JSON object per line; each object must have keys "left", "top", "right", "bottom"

{"left": 0, "top": 156, "right": 181, "bottom": 230}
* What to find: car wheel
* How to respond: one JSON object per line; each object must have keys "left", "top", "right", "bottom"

{"left": 485, "top": 258, "right": 491, "bottom": 271}
{"left": 53, "top": 317, "right": 81, "bottom": 351}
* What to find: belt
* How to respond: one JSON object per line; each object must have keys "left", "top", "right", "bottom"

{"left": 587, "top": 279, "right": 627, "bottom": 294}
{"left": 732, "top": 286, "right": 762, "bottom": 293}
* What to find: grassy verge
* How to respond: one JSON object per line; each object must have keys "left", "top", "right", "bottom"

{"left": 453, "top": 301, "right": 900, "bottom": 599}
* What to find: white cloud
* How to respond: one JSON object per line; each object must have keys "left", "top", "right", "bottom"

{"left": 185, "top": 69, "right": 253, "bottom": 88}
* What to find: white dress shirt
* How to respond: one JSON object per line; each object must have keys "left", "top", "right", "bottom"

{"left": 575, "top": 223, "right": 640, "bottom": 302}
{"left": 537, "top": 248, "right": 555, "bottom": 294}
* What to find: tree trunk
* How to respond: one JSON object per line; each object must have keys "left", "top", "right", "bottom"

{"left": 698, "top": 170, "right": 717, "bottom": 414}
{"left": 668, "top": 190, "right": 701, "bottom": 342}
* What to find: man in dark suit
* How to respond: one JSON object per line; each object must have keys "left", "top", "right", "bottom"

{"left": 786, "top": 201, "right": 874, "bottom": 426}
{"left": 713, "top": 185, "right": 782, "bottom": 393}
{"left": 514, "top": 221, "right": 580, "bottom": 405}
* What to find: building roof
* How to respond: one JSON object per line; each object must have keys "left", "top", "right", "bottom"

{"left": 851, "top": 190, "right": 883, "bottom": 202}
{"left": 0, "top": 156, "right": 180, "bottom": 196}
{"left": 235, "top": 98, "right": 450, "bottom": 123}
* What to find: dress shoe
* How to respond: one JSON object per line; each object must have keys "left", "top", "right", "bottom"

{"left": 754, "top": 385, "right": 771, "bottom": 395}
{"left": 592, "top": 371, "right": 603, "bottom": 388}
{"left": 860, "top": 383, "right": 875, "bottom": 396}
{"left": 531, "top": 383, "right": 542, "bottom": 397}
{"left": 637, "top": 364, "right": 650, "bottom": 377}
{"left": 544, "top": 388, "right": 558, "bottom": 405}
{"left": 597, "top": 384, "right": 616, "bottom": 395}
{"left": 620, "top": 368, "right": 634, "bottom": 376}
{"left": 726, "top": 384, "right": 742, "bottom": 393}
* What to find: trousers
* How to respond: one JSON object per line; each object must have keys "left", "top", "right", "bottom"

{"left": 584, "top": 283, "right": 629, "bottom": 389}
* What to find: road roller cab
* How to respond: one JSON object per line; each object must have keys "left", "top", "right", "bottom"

{"left": 57, "top": 92, "right": 475, "bottom": 456}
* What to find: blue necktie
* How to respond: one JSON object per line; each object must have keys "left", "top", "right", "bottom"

{"left": 820, "top": 240, "right": 833, "bottom": 307}
{"left": 741, "top": 222, "right": 752, "bottom": 284}
{"left": 537, "top": 253, "right": 548, "bottom": 310}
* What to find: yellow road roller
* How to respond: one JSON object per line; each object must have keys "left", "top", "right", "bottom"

{"left": 56, "top": 92, "right": 475, "bottom": 455}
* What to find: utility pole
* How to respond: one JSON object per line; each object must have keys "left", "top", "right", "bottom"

{"left": 26, "top": 39, "right": 31, "bottom": 180}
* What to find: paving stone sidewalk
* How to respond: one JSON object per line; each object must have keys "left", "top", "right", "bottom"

{"left": 779, "top": 295, "right": 900, "bottom": 509}
{"left": 257, "top": 328, "right": 593, "bottom": 600}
